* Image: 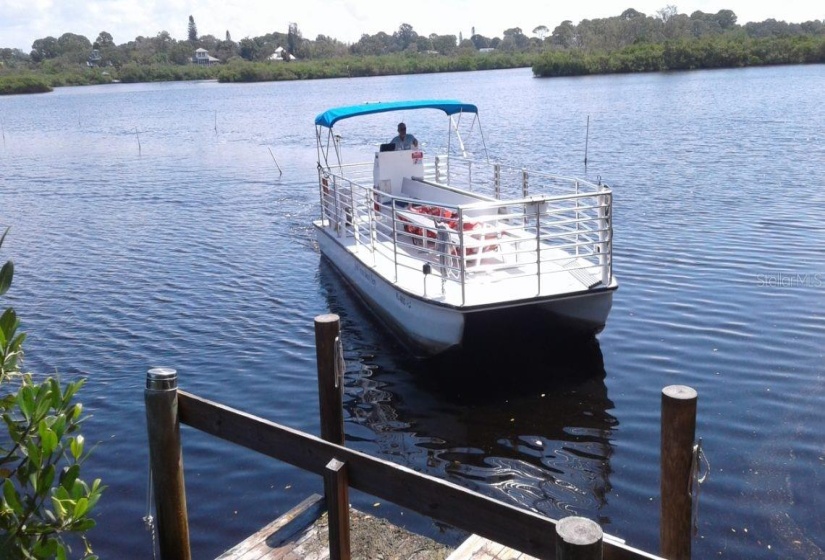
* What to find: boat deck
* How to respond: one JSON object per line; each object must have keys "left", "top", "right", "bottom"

{"left": 326, "top": 219, "right": 606, "bottom": 308}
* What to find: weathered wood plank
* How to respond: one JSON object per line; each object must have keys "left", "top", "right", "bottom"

{"left": 315, "top": 315, "right": 344, "bottom": 445}
{"left": 447, "top": 534, "right": 490, "bottom": 560}
{"left": 216, "top": 494, "right": 325, "bottom": 560}
{"left": 448, "top": 535, "right": 539, "bottom": 560}
{"left": 145, "top": 369, "right": 191, "bottom": 560}
{"left": 180, "top": 391, "right": 663, "bottom": 560}
{"left": 324, "top": 459, "right": 350, "bottom": 560}
{"left": 661, "top": 385, "right": 698, "bottom": 560}
{"left": 497, "top": 545, "right": 537, "bottom": 560}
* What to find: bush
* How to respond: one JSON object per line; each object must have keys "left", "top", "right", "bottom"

{"left": 216, "top": 52, "right": 536, "bottom": 83}
{"left": 0, "top": 229, "right": 104, "bottom": 559}
{"left": 0, "top": 74, "right": 52, "bottom": 95}
{"left": 533, "top": 35, "right": 825, "bottom": 77}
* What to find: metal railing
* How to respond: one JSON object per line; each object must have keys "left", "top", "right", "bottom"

{"left": 318, "top": 155, "right": 613, "bottom": 304}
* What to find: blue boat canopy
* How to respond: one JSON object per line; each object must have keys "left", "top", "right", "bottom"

{"left": 315, "top": 99, "right": 479, "bottom": 129}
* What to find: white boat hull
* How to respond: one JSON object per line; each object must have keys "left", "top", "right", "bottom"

{"left": 316, "top": 224, "right": 464, "bottom": 354}
{"left": 316, "top": 222, "right": 615, "bottom": 356}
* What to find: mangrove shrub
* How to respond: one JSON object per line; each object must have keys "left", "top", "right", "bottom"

{"left": 0, "top": 228, "right": 104, "bottom": 559}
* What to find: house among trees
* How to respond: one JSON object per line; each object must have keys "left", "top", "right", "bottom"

{"left": 87, "top": 49, "right": 102, "bottom": 67}
{"left": 192, "top": 48, "right": 220, "bottom": 65}
{"left": 268, "top": 46, "right": 296, "bottom": 61}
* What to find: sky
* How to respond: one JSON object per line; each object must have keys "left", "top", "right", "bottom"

{"left": 1, "top": 0, "right": 823, "bottom": 52}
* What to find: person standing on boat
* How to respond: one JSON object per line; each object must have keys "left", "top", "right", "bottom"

{"left": 390, "top": 122, "right": 418, "bottom": 150}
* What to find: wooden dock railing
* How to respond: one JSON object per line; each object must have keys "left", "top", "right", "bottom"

{"left": 145, "top": 314, "right": 698, "bottom": 560}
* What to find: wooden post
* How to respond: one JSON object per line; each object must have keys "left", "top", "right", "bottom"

{"left": 145, "top": 367, "right": 191, "bottom": 560}
{"left": 556, "top": 516, "right": 603, "bottom": 560}
{"left": 315, "top": 314, "right": 344, "bottom": 445}
{"left": 661, "top": 385, "right": 698, "bottom": 560}
{"left": 324, "top": 458, "right": 351, "bottom": 560}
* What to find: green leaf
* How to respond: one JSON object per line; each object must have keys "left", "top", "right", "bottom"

{"left": 59, "top": 465, "right": 79, "bottom": 491}
{"left": 72, "top": 518, "right": 96, "bottom": 531}
{"left": 71, "top": 478, "right": 88, "bottom": 499}
{"left": 87, "top": 480, "right": 105, "bottom": 510}
{"left": 91, "top": 478, "right": 102, "bottom": 493}
{"left": 34, "top": 384, "right": 53, "bottom": 419}
{"left": 73, "top": 497, "right": 89, "bottom": 518}
{"left": 70, "top": 402, "right": 84, "bottom": 422}
{"left": 41, "top": 427, "right": 58, "bottom": 456}
{"left": 53, "top": 413, "right": 67, "bottom": 439}
{"left": 10, "top": 332, "right": 26, "bottom": 350}
{"left": 51, "top": 496, "right": 68, "bottom": 519}
{"left": 17, "top": 384, "right": 34, "bottom": 420}
{"left": 70, "top": 435, "right": 85, "bottom": 460}
{"left": 42, "top": 464, "right": 55, "bottom": 491}
{"left": 49, "top": 377, "right": 62, "bottom": 409}
{"left": 62, "top": 379, "right": 85, "bottom": 406}
{"left": 0, "top": 260, "right": 12, "bottom": 297}
{"left": 3, "top": 479, "right": 23, "bottom": 515}
{"left": 0, "top": 307, "right": 18, "bottom": 335}
{"left": 33, "top": 536, "right": 58, "bottom": 556}
{"left": 37, "top": 418, "right": 50, "bottom": 440}
{"left": 26, "top": 440, "right": 42, "bottom": 468}
{"left": 54, "top": 484, "right": 70, "bottom": 501}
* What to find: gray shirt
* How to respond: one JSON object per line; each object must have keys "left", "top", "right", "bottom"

{"left": 390, "top": 134, "right": 418, "bottom": 150}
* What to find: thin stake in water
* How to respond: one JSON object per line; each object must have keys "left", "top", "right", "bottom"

{"left": 268, "top": 147, "right": 283, "bottom": 176}
{"left": 584, "top": 115, "right": 590, "bottom": 168}
{"left": 214, "top": 110, "right": 218, "bottom": 134}
{"left": 135, "top": 128, "right": 142, "bottom": 155}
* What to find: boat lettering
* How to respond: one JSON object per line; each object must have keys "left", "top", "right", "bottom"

{"left": 355, "top": 263, "right": 377, "bottom": 286}
{"left": 395, "top": 292, "right": 412, "bottom": 309}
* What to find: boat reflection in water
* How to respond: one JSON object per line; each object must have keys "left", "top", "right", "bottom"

{"left": 318, "top": 259, "right": 617, "bottom": 523}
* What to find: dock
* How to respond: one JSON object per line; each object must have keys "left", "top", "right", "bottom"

{"left": 145, "top": 314, "right": 698, "bottom": 560}
{"left": 216, "top": 492, "right": 533, "bottom": 560}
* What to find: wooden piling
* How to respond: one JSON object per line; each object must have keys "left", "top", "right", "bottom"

{"left": 324, "top": 458, "right": 351, "bottom": 560}
{"left": 660, "top": 385, "right": 698, "bottom": 560}
{"left": 315, "top": 314, "right": 345, "bottom": 445}
{"left": 145, "top": 367, "right": 191, "bottom": 560}
{"left": 556, "top": 516, "right": 603, "bottom": 560}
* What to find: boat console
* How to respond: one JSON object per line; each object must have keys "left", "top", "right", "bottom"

{"left": 373, "top": 149, "right": 425, "bottom": 201}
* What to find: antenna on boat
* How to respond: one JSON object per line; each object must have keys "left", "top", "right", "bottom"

{"left": 450, "top": 116, "right": 468, "bottom": 158}
{"left": 584, "top": 115, "right": 590, "bottom": 171}
{"left": 333, "top": 134, "right": 344, "bottom": 168}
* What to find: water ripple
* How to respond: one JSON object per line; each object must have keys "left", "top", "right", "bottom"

{"left": 2, "top": 67, "right": 824, "bottom": 559}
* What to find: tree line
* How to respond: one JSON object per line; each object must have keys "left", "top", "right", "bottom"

{"left": 1, "top": 7, "right": 824, "bottom": 92}
{"left": 533, "top": 7, "right": 825, "bottom": 76}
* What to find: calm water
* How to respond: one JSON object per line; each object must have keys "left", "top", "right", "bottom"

{"left": 1, "top": 65, "right": 824, "bottom": 559}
